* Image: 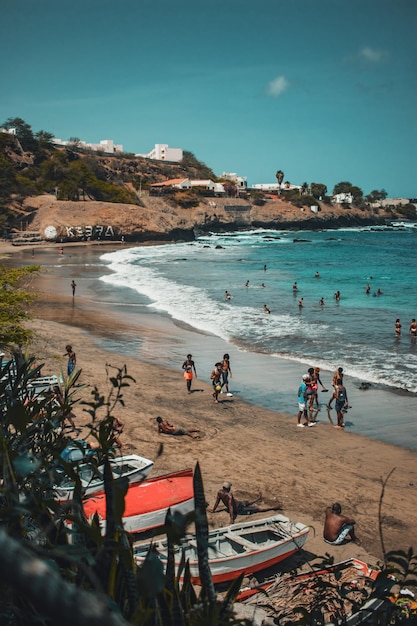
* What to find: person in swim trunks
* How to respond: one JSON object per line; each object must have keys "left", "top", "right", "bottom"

{"left": 156, "top": 416, "right": 201, "bottom": 439}
{"left": 182, "top": 354, "right": 197, "bottom": 394}
{"left": 210, "top": 482, "right": 282, "bottom": 524}
{"left": 323, "top": 502, "right": 360, "bottom": 545}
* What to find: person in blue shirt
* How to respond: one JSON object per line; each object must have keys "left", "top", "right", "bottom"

{"left": 297, "top": 374, "right": 316, "bottom": 428}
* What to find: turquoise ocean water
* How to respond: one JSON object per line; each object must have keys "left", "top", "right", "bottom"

{"left": 92, "top": 224, "right": 417, "bottom": 450}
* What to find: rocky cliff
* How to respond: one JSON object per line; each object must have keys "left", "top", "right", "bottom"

{"left": 15, "top": 194, "right": 396, "bottom": 245}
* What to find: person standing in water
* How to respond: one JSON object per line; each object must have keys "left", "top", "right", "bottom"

{"left": 395, "top": 319, "right": 401, "bottom": 335}
{"left": 182, "top": 354, "right": 197, "bottom": 394}
{"left": 221, "top": 353, "right": 233, "bottom": 396}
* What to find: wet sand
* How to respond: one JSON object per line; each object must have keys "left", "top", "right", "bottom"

{"left": 2, "top": 241, "right": 417, "bottom": 575}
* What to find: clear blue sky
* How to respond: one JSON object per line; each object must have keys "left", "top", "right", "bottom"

{"left": 1, "top": 0, "right": 416, "bottom": 198}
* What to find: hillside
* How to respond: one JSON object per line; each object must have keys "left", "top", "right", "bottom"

{"left": 0, "top": 129, "right": 411, "bottom": 244}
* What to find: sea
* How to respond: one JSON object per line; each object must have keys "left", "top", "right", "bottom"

{"left": 91, "top": 224, "right": 417, "bottom": 451}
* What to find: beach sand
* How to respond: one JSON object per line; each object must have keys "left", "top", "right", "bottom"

{"left": 2, "top": 241, "right": 417, "bottom": 578}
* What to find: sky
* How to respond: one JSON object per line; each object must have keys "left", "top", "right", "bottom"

{"left": 1, "top": 0, "right": 416, "bottom": 198}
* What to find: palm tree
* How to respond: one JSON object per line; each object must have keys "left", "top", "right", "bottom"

{"left": 275, "top": 170, "right": 284, "bottom": 195}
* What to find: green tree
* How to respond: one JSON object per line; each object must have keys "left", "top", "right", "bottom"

{"left": 310, "top": 182, "right": 327, "bottom": 200}
{"left": 1, "top": 117, "right": 37, "bottom": 152}
{"left": 275, "top": 170, "right": 284, "bottom": 195}
{"left": 0, "top": 265, "right": 40, "bottom": 349}
{"left": 366, "top": 189, "right": 388, "bottom": 203}
{"left": 182, "top": 151, "right": 216, "bottom": 180}
{"left": 34, "top": 130, "right": 54, "bottom": 150}
{"left": 333, "top": 181, "right": 363, "bottom": 204}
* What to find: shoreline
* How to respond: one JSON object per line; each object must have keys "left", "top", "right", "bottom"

{"left": 2, "top": 240, "right": 417, "bottom": 569}
{"left": 12, "top": 241, "right": 416, "bottom": 452}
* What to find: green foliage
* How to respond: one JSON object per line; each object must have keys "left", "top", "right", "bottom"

{"left": 310, "top": 182, "right": 327, "bottom": 200}
{"left": 1, "top": 117, "right": 37, "bottom": 152}
{"left": 275, "top": 170, "right": 284, "bottom": 185}
{"left": 0, "top": 264, "right": 40, "bottom": 349}
{"left": 396, "top": 204, "right": 417, "bottom": 219}
{"left": 0, "top": 356, "right": 249, "bottom": 625}
{"left": 181, "top": 151, "right": 216, "bottom": 180}
{"left": 333, "top": 181, "right": 364, "bottom": 203}
{"left": 366, "top": 189, "right": 388, "bottom": 203}
{"left": 290, "top": 194, "right": 318, "bottom": 209}
{"left": 169, "top": 190, "right": 200, "bottom": 208}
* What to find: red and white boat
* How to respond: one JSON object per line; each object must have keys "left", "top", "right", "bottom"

{"left": 83, "top": 468, "right": 194, "bottom": 534}
{"left": 133, "top": 514, "right": 309, "bottom": 584}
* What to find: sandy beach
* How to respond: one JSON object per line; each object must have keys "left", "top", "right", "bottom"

{"left": 2, "top": 241, "right": 416, "bottom": 576}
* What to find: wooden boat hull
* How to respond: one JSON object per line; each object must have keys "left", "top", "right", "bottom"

{"left": 134, "top": 514, "right": 309, "bottom": 584}
{"left": 55, "top": 453, "right": 154, "bottom": 501}
{"left": 83, "top": 468, "right": 194, "bottom": 534}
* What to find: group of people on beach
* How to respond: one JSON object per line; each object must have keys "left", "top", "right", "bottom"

{"left": 297, "top": 365, "right": 349, "bottom": 429}
{"left": 181, "top": 352, "right": 233, "bottom": 403}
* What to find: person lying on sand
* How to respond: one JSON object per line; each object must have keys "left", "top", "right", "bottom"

{"left": 156, "top": 416, "right": 201, "bottom": 439}
{"left": 210, "top": 481, "right": 282, "bottom": 524}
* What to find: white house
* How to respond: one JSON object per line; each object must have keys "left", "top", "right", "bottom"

{"left": 189, "top": 179, "right": 216, "bottom": 191}
{"left": 332, "top": 192, "right": 353, "bottom": 204}
{"left": 137, "top": 144, "right": 183, "bottom": 162}
{"left": 252, "top": 182, "right": 301, "bottom": 192}
{"left": 221, "top": 172, "right": 247, "bottom": 189}
{"left": 52, "top": 137, "right": 123, "bottom": 154}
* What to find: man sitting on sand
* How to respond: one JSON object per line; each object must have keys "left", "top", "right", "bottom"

{"left": 210, "top": 482, "right": 282, "bottom": 524}
{"left": 156, "top": 416, "right": 201, "bottom": 439}
{"left": 323, "top": 502, "right": 360, "bottom": 545}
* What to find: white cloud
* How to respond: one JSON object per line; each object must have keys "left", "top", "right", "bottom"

{"left": 267, "top": 75, "right": 289, "bottom": 96}
{"left": 359, "top": 47, "right": 386, "bottom": 63}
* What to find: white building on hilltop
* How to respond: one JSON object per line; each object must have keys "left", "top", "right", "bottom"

{"left": 136, "top": 143, "right": 183, "bottom": 162}
{"left": 52, "top": 137, "right": 123, "bottom": 154}
{"left": 221, "top": 172, "right": 248, "bottom": 189}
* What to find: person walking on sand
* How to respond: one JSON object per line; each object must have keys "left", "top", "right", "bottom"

{"left": 182, "top": 354, "right": 197, "bottom": 394}
{"left": 297, "top": 374, "right": 315, "bottom": 428}
{"left": 64, "top": 345, "right": 76, "bottom": 376}
{"left": 395, "top": 318, "right": 401, "bottom": 335}
{"left": 156, "top": 416, "right": 201, "bottom": 439}
{"left": 211, "top": 362, "right": 223, "bottom": 403}
{"left": 71, "top": 280, "right": 76, "bottom": 297}
{"left": 323, "top": 502, "right": 360, "bottom": 545}
{"left": 221, "top": 353, "right": 233, "bottom": 396}
{"left": 210, "top": 482, "right": 282, "bottom": 524}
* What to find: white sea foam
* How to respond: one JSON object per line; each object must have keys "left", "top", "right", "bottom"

{"left": 99, "top": 228, "right": 417, "bottom": 394}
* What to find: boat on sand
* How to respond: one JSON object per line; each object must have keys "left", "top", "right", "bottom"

{"left": 55, "top": 453, "right": 154, "bottom": 500}
{"left": 82, "top": 468, "right": 194, "bottom": 534}
{"left": 133, "top": 514, "right": 309, "bottom": 584}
